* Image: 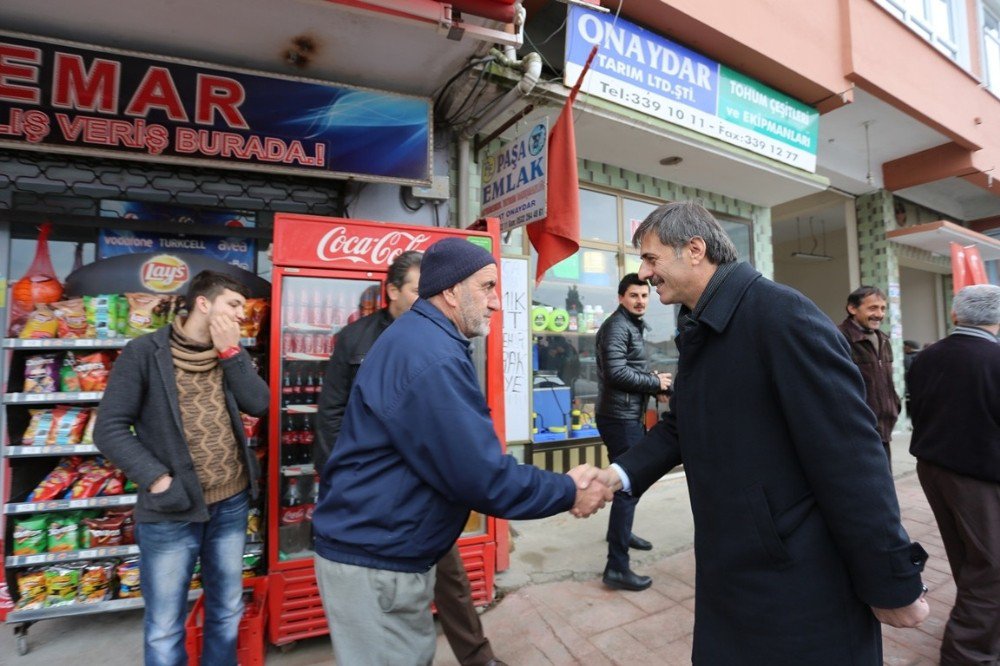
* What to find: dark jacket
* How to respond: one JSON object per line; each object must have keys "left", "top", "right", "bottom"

{"left": 617, "top": 263, "right": 925, "bottom": 665}
{"left": 838, "top": 317, "right": 901, "bottom": 442}
{"left": 94, "top": 325, "right": 270, "bottom": 523}
{"left": 909, "top": 332, "right": 1000, "bottom": 484}
{"left": 314, "top": 308, "right": 393, "bottom": 465}
{"left": 312, "top": 299, "right": 576, "bottom": 573}
{"left": 595, "top": 305, "right": 660, "bottom": 420}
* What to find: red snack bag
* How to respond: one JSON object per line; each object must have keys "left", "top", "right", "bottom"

{"left": 81, "top": 514, "right": 125, "bottom": 548}
{"left": 106, "top": 507, "right": 135, "bottom": 545}
{"left": 27, "top": 457, "right": 83, "bottom": 501}
{"left": 45, "top": 406, "right": 91, "bottom": 446}
{"left": 101, "top": 468, "right": 126, "bottom": 496}
{"left": 52, "top": 298, "right": 89, "bottom": 339}
{"left": 75, "top": 352, "right": 113, "bottom": 391}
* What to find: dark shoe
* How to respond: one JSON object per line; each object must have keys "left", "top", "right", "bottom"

{"left": 602, "top": 567, "right": 652, "bottom": 591}
{"left": 628, "top": 534, "right": 653, "bottom": 551}
{"left": 484, "top": 661, "right": 508, "bottom": 666}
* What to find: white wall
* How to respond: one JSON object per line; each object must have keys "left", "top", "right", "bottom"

{"left": 773, "top": 230, "right": 852, "bottom": 323}
{"left": 899, "top": 266, "right": 942, "bottom": 347}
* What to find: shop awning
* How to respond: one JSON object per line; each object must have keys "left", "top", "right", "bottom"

{"left": 887, "top": 221, "right": 1000, "bottom": 261}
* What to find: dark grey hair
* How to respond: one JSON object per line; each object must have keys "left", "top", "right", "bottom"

{"left": 386, "top": 250, "right": 422, "bottom": 290}
{"left": 631, "top": 202, "right": 738, "bottom": 264}
{"left": 846, "top": 286, "right": 887, "bottom": 313}
{"left": 952, "top": 284, "right": 1000, "bottom": 326}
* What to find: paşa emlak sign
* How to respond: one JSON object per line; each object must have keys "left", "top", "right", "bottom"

{"left": 0, "top": 31, "right": 432, "bottom": 184}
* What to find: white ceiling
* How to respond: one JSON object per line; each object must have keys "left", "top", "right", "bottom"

{"left": 0, "top": 0, "right": 494, "bottom": 97}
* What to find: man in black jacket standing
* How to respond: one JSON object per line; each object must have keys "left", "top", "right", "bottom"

{"left": 315, "top": 250, "right": 506, "bottom": 666}
{"left": 909, "top": 284, "right": 1000, "bottom": 666}
{"left": 596, "top": 273, "right": 671, "bottom": 591}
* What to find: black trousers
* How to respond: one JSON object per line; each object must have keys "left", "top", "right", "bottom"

{"left": 597, "top": 416, "right": 646, "bottom": 572}
{"left": 917, "top": 460, "right": 1000, "bottom": 665}
{"left": 435, "top": 544, "right": 495, "bottom": 666}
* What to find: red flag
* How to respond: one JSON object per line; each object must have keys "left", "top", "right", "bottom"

{"left": 951, "top": 242, "right": 989, "bottom": 294}
{"left": 527, "top": 45, "right": 598, "bottom": 285}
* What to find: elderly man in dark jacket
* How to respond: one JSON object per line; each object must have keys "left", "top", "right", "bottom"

{"left": 598, "top": 202, "right": 929, "bottom": 665}
{"left": 909, "top": 284, "right": 1000, "bottom": 665}
{"left": 838, "top": 285, "right": 901, "bottom": 466}
{"left": 595, "top": 272, "right": 671, "bottom": 591}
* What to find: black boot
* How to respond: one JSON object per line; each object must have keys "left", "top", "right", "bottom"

{"left": 628, "top": 534, "right": 653, "bottom": 551}
{"left": 602, "top": 566, "right": 652, "bottom": 591}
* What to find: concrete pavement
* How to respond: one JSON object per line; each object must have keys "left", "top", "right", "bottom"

{"left": 1, "top": 434, "right": 955, "bottom": 664}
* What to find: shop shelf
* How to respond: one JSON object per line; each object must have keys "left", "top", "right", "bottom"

{"left": 281, "top": 463, "right": 316, "bottom": 476}
{"left": 6, "top": 589, "right": 202, "bottom": 623}
{"left": 4, "top": 494, "right": 137, "bottom": 515}
{"left": 3, "top": 391, "right": 104, "bottom": 404}
{"left": 6, "top": 545, "right": 140, "bottom": 567}
{"left": 4, "top": 444, "right": 100, "bottom": 457}
{"left": 283, "top": 323, "right": 333, "bottom": 333}
{"left": 2, "top": 337, "right": 256, "bottom": 349}
{"left": 282, "top": 404, "right": 317, "bottom": 414}
{"left": 283, "top": 353, "right": 329, "bottom": 361}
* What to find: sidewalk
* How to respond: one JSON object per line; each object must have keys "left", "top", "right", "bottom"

{"left": 1, "top": 435, "right": 953, "bottom": 664}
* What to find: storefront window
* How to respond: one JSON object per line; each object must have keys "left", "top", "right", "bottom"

{"left": 523, "top": 187, "right": 751, "bottom": 444}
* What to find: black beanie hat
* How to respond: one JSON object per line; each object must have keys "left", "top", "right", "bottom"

{"left": 418, "top": 237, "right": 496, "bottom": 299}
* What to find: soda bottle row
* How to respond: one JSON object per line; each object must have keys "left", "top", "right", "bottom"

{"left": 281, "top": 413, "right": 316, "bottom": 466}
{"left": 282, "top": 330, "right": 335, "bottom": 357}
{"left": 281, "top": 369, "right": 324, "bottom": 406}
{"left": 281, "top": 285, "right": 380, "bottom": 329}
{"left": 279, "top": 473, "right": 319, "bottom": 526}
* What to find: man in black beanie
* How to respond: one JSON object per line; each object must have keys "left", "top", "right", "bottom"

{"left": 312, "top": 236, "right": 613, "bottom": 665}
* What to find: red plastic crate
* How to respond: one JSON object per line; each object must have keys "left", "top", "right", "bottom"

{"left": 185, "top": 576, "right": 268, "bottom": 666}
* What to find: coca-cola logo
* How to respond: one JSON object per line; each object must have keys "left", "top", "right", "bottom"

{"left": 316, "top": 227, "right": 432, "bottom": 266}
{"left": 280, "top": 506, "right": 306, "bottom": 524}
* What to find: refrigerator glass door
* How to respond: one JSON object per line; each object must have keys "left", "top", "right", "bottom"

{"left": 277, "top": 275, "right": 380, "bottom": 561}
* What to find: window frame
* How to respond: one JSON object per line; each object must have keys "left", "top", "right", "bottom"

{"left": 876, "top": 0, "right": 970, "bottom": 67}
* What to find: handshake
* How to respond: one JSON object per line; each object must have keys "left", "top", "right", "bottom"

{"left": 566, "top": 465, "right": 622, "bottom": 518}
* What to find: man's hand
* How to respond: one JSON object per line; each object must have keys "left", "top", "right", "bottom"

{"left": 871, "top": 592, "right": 930, "bottom": 628}
{"left": 657, "top": 372, "right": 672, "bottom": 392}
{"left": 596, "top": 466, "right": 624, "bottom": 492}
{"left": 209, "top": 312, "right": 242, "bottom": 353}
{"left": 149, "top": 474, "right": 173, "bottom": 494}
{"left": 566, "top": 465, "right": 613, "bottom": 518}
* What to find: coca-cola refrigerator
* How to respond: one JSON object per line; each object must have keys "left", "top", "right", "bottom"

{"left": 266, "top": 213, "right": 508, "bottom": 646}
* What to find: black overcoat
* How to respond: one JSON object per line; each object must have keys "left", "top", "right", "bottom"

{"left": 618, "top": 262, "right": 925, "bottom": 665}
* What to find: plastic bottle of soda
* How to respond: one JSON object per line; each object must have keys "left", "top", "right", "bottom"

{"left": 311, "top": 288, "right": 323, "bottom": 326}
{"left": 299, "top": 414, "right": 315, "bottom": 464}
{"left": 281, "top": 418, "right": 297, "bottom": 466}
{"left": 280, "top": 478, "right": 305, "bottom": 525}
{"left": 281, "top": 371, "right": 294, "bottom": 407}
{"left": 305, "top": 473, "right": 319, "bottom": 522}
{"left": 292, "top": 371, "right": 304, "bottom": 404}
{"left": 322, "top": 291, "right": 335, "bottom": 328}
{"left": 304, "top": 371, "right": 317, "bottom": 404}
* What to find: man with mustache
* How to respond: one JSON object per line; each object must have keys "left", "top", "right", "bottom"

{"left": 838, "top": 286, "right": 901, "bottom": 466}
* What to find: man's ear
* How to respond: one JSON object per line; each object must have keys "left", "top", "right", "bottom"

{"left": 385, "top": 283, "right": 400, "bottom": 304}
{"left": 688, "top": 236, "right": 707, "bottom": 263}
{"left": 440, "top": 285, "right": 460, "bottom": 307}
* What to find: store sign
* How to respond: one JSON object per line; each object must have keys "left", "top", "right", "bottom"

{"left": 98, "top": 200, "right": 256, "bottom": 270}
{"left": 273, "top": 214, "right": 494, "bottom": 272}
{"left": 480, "top": 119, "right": 548, "bottom": 232}
{"left": 0, "top": 31, "right": 431, "bottom": 183}
{"left": 564, "top": 6, "right": 819, "bottom": 171}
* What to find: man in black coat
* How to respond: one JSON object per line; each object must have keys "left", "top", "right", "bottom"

{"left": 909, "top": 284, "right": 1000, "bottom": 665}
{"left": 595, "top": 273, "right": 671, "bottom": 591}
{"left": 597, "top": 202, "right": 929, "bottom": 664}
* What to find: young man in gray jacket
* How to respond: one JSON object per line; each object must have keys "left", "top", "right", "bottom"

{"left": 95, "top": 270, "right": 269, "bottom": 666}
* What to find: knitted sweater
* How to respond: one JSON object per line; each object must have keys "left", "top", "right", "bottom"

{"left": 170, "top": 320, "right": 247, "bottom": 504}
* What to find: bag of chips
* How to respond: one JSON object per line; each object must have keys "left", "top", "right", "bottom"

{"left": 77, "top": 561, "right": 115, "bottom": 604}
{"left": 82, "top": 513, "right": 125, "bottom": 548}
{"left": 52, "top": 298, "right": 89, "bottom": 338}
{"left": 71, "top": 463, "right": 114, "bottom": 499}
{"left": 19, "top": 304, "right": 59, "bottom": 339}
{"left": 13, "top": 514, "right": 49, "bottom": 555}
{"left": 24, "top": 354, "right": 59, "bottom": 394}
{"left": 45, "top": 564, "right": 82, "bottom": 606}
{"left": 116, "top": 296, "right": 129, "bottom": 336}
{"left": 74, "top": 352, "right": 112, "bottom": 391}
{"left": 28, "top": 457, "right": 83, "bottom": 501}
{"left": 125, "top": 293, "right": 163, "bottom": 338}
{"left": 83, "top": 294, "right": 119, "bottom": 339}
{"left": 60, "top": 353, "right": 82, "bottom": 392}
{"left": 22, "top": 408, "right": 56, "bottom": 445}
{"left": 81, "top": 409, "right": 98, "bottom": 445}
{"left": 117, "top": 558, "right": 141, "bottom": 598}
{"left": 106, "top": 507, "right": 135, "bottom": 545}
{"left": 45, "top": 406, "right": 91, "bottom": 446}
{"left": 14, "top": 569, "right": 47, "bottom": 610}
{"left": 241, "top": 298, "right": 269, "bottom": 338}
{"left": 47, "top": 512, "right": 81, "bottom": 552}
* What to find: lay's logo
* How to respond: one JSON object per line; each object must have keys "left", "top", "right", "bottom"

{"left": 140, "top": 254, "right": 190, "bottom": 292}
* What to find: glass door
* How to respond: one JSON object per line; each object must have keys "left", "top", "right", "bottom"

{"left": 276, "top": 274, "right": 381, "bottom": 562}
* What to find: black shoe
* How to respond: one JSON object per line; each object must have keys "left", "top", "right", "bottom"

{"left": 602, "top": 567, "right": 652, "bottom": 591}
{"left": 628, "top": 534, "right": 653, "bottom": 551}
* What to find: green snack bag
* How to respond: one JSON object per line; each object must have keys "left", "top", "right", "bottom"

{"left": 60, "top": 353, "right": 81, "bottom": 392}
{"left": 116, "top": 295, "right": 128, "bottom": 335}
{"left": 47, "top": 512, "right": 81, "bottom": 552}
{"left": 85, "top": 295, "right": 119, "bottom": 339}
{"left": 13, "top": 514, "right": 49, "bottom": 555}
{"left": 242, "top": 551, "right": 262, "bottom": 578}
{"left": 45, "top": 564, "right": 82, "bottom": 606}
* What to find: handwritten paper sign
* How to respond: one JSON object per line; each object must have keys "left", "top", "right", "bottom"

{"left": 501, "top": 257, "right": 530, "bottom": 442}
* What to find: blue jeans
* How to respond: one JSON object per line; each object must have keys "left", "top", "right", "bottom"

{"left": 597, "top": 417, "right": 645, "bottom": 572}
{"left": 137, "top": 490, "right": 249, "bottom": 666}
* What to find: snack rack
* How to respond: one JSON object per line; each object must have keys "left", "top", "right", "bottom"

{"left": 0, "top": 334, "right": 266, "bottom": 656}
